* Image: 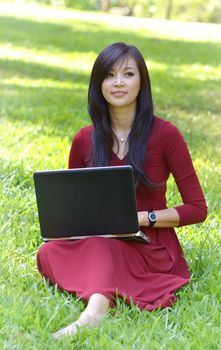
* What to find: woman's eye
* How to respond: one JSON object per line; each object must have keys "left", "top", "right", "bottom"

{"left": 125, "top": 72, "right": 134, "bottom": 77}
{"left": 106, "top": 72, "right": 114, "bottom": 78}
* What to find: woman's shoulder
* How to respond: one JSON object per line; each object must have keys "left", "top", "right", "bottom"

{"left": 72, "top": 124, "right": 94, "bottom": 142}
{"left": 75, "top": 124, "right": 94, "bottom": 137}
{"left": 152, "top": 116, "right": 183, "bottom": 139}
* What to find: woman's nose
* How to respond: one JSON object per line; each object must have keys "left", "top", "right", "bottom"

{"left": 113, "top": 75, "right": 125, "bottom": 86}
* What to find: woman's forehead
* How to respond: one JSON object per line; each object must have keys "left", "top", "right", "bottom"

{"left": 110, "top": 56, "right": 138, "bottom": 71}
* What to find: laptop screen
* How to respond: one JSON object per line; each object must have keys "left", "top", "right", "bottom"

{"left": 34, "top": 166, "right": 139, "bottom": 239}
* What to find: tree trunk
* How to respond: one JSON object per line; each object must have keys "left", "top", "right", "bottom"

{"left": 100, "top": 0, "right": 109, "bottom": 12}
{"left": 165, "top": 0, "right": 173, "bottom": 20}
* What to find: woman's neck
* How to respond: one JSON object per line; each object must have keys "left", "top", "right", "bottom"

{"left": 109, "top": 105, "right": 136, "bottom": 133}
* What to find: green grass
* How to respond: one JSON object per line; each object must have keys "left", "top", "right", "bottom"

{"left": 0, "top": 2, "right": 221, "bottom": 349}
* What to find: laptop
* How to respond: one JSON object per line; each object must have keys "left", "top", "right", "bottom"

{"left": 33, "top": 165, "right": 149, "bottom": 243}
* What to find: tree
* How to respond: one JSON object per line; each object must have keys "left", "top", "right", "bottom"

{"left": 165, "top": 0, "right": 173, "bottom": 19}
{"left": 100, "top": 0, "right": 110, "bottom": 11}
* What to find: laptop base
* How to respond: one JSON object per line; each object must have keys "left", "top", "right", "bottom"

{"left": 43, "top": 231, "right": 150, "bottom": 244}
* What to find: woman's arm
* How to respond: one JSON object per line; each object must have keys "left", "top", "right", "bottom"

{"left": 138, "top": 208, "right": 180, "bottom": 228}
{"left": 162, "top": 123, "right": 208, "bottom": 227}
{"left": 138, "top": 121, "right": 207, "bottom": 229}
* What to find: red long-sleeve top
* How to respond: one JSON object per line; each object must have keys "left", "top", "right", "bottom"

{"left": 69, "top": 116, "right": 207, "bottom": 229}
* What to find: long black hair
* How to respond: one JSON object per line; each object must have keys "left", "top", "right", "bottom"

{"left": 88, "top": 42, "right": 154, "bottom": 187}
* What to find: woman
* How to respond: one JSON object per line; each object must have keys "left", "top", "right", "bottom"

{"left": 37, "top": 42, "right": 207, "bottom": 339}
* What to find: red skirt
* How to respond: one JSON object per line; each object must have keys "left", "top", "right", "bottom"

{"left": 37, "top": 235, "right": 189, "bottom": 311}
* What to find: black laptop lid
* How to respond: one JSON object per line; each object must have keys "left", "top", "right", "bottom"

{"left": 33, "top": 166, "right": 139, "bottom": 239}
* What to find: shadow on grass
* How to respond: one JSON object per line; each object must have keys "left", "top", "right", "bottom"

{"left": 0, "top": 15, "right": 221, "bottom": 67}
{"left": 0, "top": 13, "right": 220, "bottom": 142}
{"left": 1, "top": 80, "right": 220, "bottom": 163}
{"left": 0, "top": 58, "right": 89, "bottom": 82}
{"left": 0, "top": 60, "right": 219, "bottom": 129}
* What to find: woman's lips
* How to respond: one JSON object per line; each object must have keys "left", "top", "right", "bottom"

{"left": 111, "top": 91, "right": 127, "bottom": 97}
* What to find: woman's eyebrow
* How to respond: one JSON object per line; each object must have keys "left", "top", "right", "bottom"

{"left": 111, "top": 67, "right": 136, "bottom": 71}
{"left": 110, "top": 66, "right": 136, "bottom": 72}
{"left": 124, "top": 66, "right": 136, "bottom": 70}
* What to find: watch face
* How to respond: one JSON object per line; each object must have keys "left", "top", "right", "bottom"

{"left": 149, "top": 212, "right": 157, "bottom": 222}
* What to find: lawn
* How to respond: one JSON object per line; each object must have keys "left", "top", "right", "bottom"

{"left": 0, "top": 2, "right": 221, "bottom": 349}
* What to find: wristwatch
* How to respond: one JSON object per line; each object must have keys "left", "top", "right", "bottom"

{"left": 147, "top": 211, "right": 157, "bottom": 227}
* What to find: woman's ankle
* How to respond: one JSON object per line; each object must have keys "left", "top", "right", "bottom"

{"left": 78, "top": 309, "right": 103, "bottom": 327}
{"left": 87, "top": 293, "right": 110, "bottom": 315}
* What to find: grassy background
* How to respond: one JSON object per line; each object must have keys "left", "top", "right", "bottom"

{"left": 0, "top": 2, "right": 221, "bottom": 349}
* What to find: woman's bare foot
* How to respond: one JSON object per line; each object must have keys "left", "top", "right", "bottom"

{"left": 53, "top": 294, "right": 110, "bottom": 340}
{"left": 53, "top": 319, "right": 82, "bottom": 339}
{"left": 53, "top": 310, "right": 102, "bottom": 339}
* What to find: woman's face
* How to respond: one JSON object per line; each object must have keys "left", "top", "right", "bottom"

{"left": 101, "top": 56, "right": 140, "bottom": 109}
